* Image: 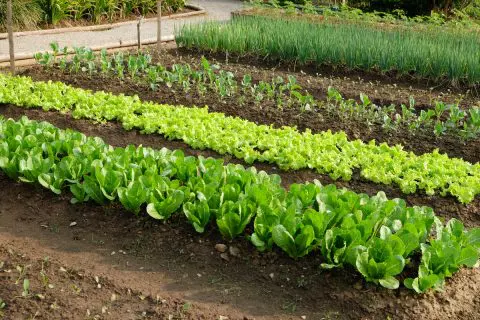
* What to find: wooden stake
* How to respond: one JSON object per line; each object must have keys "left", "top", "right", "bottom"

{"left": 6, "top": 0, "right": 15, "bottom": 74}
{"left": 157, "top": 0, "right": 162, "bottom": 50}
{"left": 137, "top": 16, "right": 143, "bottom": 50}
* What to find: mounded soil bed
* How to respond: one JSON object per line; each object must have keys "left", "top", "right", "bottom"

{"left": 0, "top": 104, "right": 479, "bottom": 320}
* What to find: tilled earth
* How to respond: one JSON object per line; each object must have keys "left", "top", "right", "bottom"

{"left": 0, "top": 46, "right": 479, "bottom": 319}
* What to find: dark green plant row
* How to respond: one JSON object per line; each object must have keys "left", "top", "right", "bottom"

{"left": 34, "top": 44, "right": 480, "bottom": 140}
{"left": 0, "top": 0, "right": 185, "bottom": 31}
{"left": 1, "top": 116, "right": 479, "bottom": 292}
{"left": 1, "top": 73, "right": 479, "bottom": 203}
{"left": 176, "top": 15, "right": 480, "bottom": 85}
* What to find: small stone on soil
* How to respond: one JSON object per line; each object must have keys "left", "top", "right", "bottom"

{"left": 229, "top": 246, "right": 240, "bottom": 257}
{"left": 215, "top": 244, "right": 228, "bottom": 253}
{"left": 69, "top": 222, "right": 77, "bottom": 227}
{"left": 220, "top": 253, "right": 230, "bottom": 261}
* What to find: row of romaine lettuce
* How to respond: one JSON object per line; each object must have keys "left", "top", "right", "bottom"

{"left": 0, "top": 73, "right": 479, "bottom": 204}
{"left": 1, "top": 116, "right": 478, "bottom": 293}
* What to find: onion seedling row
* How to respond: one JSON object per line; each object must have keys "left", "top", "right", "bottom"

{"left": 176, "top": 15, "right": 480, "bottom": 85}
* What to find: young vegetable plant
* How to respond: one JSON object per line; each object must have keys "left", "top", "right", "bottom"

{"left": 34, "top": 52, "right": 54, "bottom": 69}
{"left": 147, "top": 189, "right": 185, "bottom": 220}
{"left": 114, "top": 52, "right": 125, "bottom": 79}
{"left": 355, "top": 236, "right": 406, "bottom": 289}
{"left": 216, "top": 198, "right": 256, "bottom": 240}
{"left": 58, "top": 46, "right": 69, "bottom": 71}
{"left": 272, "top": 206, "right": 316, "bottom": 259}
{"left": 100, "top": 49, "right": 111, "bottom": 74}
{"left": 405, "top": 219, "right": 480, "bottom": 293}
{"left": 183, "top": 199, "right": 211, "bottom": 233}
{"left": 22, "top": 279, "right": 30, "bottom": 298}
{"left": 50, "top": 42, "right": 60, "bottom": 63}
{"left": 118, "top": 180, "right": 148, "bottom": 214}
{"left": 128, "top": 55, "right": 139, "bottom": 80}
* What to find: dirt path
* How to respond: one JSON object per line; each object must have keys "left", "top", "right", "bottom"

{"left": 0, "top": 106, "right": 479, "bottom": 320}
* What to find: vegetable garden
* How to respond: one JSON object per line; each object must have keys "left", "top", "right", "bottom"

{"left": 0, "top": 3, "right": 480, "bottom": 319}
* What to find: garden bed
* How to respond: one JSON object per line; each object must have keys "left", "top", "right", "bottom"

{"left": 19, "top": 47, "right": 480, "bottom": 163}
{"left": 177, "top": 14, "right": 480, "bottom": 88}
{"left": 1, "top": 34, "right": 479, "bottom": 319}
{"left": 0, "top": 106, "right": 479, "bottom": 319}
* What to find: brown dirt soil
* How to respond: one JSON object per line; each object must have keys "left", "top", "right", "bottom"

{"left": 17, "top": 47, "right": 480, "bottom": 164}
{"left": 0, "top": 106, "right": 480, "bottom": 320}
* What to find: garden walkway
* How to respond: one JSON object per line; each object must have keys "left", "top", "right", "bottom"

{"left": 0, "top": 0, "right": 243, "bottom": 61}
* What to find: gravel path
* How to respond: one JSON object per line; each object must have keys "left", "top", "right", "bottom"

{"left": 0, "top": 0, "right": 243, "bottom": 60}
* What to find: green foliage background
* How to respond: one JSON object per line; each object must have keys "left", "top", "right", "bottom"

{"left": 339, "top": 0, "right": 475, "bottom": 15}
{"left": 0, "top": 0, "right": 186, "bottom": 31}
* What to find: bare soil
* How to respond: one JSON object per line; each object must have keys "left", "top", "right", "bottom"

{"left": 0, "top": 104, "right": 479, "bottom": 320}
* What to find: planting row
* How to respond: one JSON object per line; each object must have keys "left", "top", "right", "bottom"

{"left": 0, "top": 73, "right": 479, "bottom": 203}
{"left": 34, "top": 44, "right": 480, "bottom": 140}
{"left": 176, "top": 15, "right": 480, "bottom": 84}
{"left": 1, "top": 116, "right": 479, "bottom": 292}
